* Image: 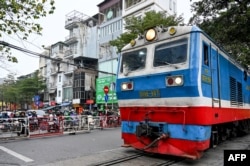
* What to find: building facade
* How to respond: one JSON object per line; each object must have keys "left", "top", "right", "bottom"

{"left": 95, "top": 0, "right": 177, "bottom": 111}
{"left": 36, "top": 0, "right": 178, "bottom": 112}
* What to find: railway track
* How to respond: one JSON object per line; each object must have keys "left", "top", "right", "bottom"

{"left": 87, "top": 134, "right": 250, "bottom": 166}
{"left": 88, "top": 152, "right": 184, "bottom": 166}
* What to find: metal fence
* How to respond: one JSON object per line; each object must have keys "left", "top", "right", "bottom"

{"left": 0, "top": 117, "right": 29, "bottom": 139}
{"left": 0, "top": 114, "right": 120, "bottom": 140}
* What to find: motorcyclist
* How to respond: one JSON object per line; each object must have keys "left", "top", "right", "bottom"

{"left": 17, "top": 111, "right": 29, "bottom": 136}
{"left": 47, "top": 110, "right": 59, "bottom": 132}
{"left": 30, "top": 111, "right": 38, "bottom": 131}
{"left": 64, "top": 111, "right": 70, "bottom": 123}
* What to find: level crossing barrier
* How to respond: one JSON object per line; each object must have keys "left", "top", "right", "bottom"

{"left": 63, "top": 115, "right": 94, "bottom": 134}
{"left": 0, "top": 113, "right": 120, "bottom": 140}
{"left": 0, "top": 117, "right": 29, "bottom": 140}
{"left": 29, "top": 117, "right": 64, "bottom": 138}
{"left": 88, "top": 115, "right": 121, "bottom": 129}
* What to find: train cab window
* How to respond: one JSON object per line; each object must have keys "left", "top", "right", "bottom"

{"left": 153, "top": 39, "right": 187, "bottom": 67}
{"left": 203, "top": 43, "right": 209, "bottom": 66}
{"left": 120, "top": 48, "right": 146, "bottom": 73}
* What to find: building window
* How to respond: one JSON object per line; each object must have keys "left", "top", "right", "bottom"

{"left": 125, "top": 0, "right": 142, "bottom": 9}
{"left": 58, "top": 90, "right": 61, "bottom": 97}
{"left": 100, "top": 20, "right": 122, "bottom": 38}
{"left": 59, "top": 76, "right": 61, "bottom": 82}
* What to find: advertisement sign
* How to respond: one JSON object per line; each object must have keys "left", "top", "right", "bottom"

{"left": 96, "top": 76, "right": 117, "bottom": 104}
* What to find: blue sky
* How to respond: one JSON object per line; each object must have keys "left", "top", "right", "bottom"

{"left": 0, "top": 0, "right": 192, "bottom": 78}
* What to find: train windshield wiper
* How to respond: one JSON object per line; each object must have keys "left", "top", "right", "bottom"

{"left": 155, "top": 60, "right": 179, "bottom": 69}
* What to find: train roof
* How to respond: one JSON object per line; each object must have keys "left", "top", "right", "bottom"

{"left": 121, "top": 25, "right": 249, "bottom": 73}
{"left": 121, "top": 25, "right": 203, "bottom": 51}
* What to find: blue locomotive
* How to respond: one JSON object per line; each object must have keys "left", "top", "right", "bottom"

{"left": 115, "top": 25, "right": 250, "bottom": 159}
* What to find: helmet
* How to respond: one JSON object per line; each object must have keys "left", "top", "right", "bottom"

{"left": 15, "top": 112, "right": 20, "bottom": 116}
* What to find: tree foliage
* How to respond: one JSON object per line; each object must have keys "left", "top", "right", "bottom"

{"left": 110, "top": 11, "right": 184, "bottom": 52}
{"left": 0, "top": 0, "right": 55, "bottom": 63}
{"left": 189, "top": 0, "right": 250, "bottom": 66}
{"left": 0, "top": 71, "right": 46, "bottom": 109}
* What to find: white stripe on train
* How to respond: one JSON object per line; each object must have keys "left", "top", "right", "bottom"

{"left": 118, "top": 97, "right": 250, "bottom": 109}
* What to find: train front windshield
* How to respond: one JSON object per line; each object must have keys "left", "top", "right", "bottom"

{"left": 120, "top": 48, "right": 147, "bottom": 73}
{"left": 154, "top": 39, "right": 188, "bottom": 67}
{"left": 120, "top": 38, "right": 188, "bottom": 75}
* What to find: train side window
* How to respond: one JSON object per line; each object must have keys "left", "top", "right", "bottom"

{"left": 203, "top": 43, "right": 209, "bottom": 66}
{"left": 244, "top": 70, "right": 247, "bottom": 81}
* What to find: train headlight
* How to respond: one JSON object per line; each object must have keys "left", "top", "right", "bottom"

{"left": 121, "top": 82, "right": 134, "bottom": 91}
{"left": 169, "top": 27, "right": 176, "bottom": 35}
{"left": 166, "top": 75, "right": 183, "bottom": 86}
{"left": 130, "top": 39, "right": 136, "bottom": 47}
{"left": 145, "top": 28, "right": 157, "bottom": 41}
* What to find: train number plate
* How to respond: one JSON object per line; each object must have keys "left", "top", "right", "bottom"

{"left": 139, "top": 89, "right": 160, "bottom": 98}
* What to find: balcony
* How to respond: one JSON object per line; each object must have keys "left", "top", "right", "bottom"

{"left": 64, "top": 49, "right": 75, "bottom": 59}
{"left": 50, "top": 67, "right": 64, "bottom": 75}
{"left": 63, "top": 80, "right": 73, "bottom": 87}
{"left": 49, "top": 82, "right": 57, "bottom": 90}
{"left": 65, "top": 10, "right": 91, "bottom": 30}
{"left": 64, "top": 70, "right": 74, "bottom": 75}
{"left": 51, "top": 53, "right": 64, "bottom": 63}
{"left": 65, "top": 34, "right": 78, "bottom": 44}
{"left": 62, "top": 65, "right": 75, "bottom": 75}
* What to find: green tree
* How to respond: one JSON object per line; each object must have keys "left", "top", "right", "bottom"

{"left": 0, "top": 73, "right": 17, "bottom": 110}
{"left": 189, "top": 0, "right": 250, "bottom": 66}
{"left": 1, "top": 71, "right": 46, "bottom": 110}
{"left": 16, "top": 71, "right": 46, "bottom": 108}
{"left": 0, "top": 0, "right": 55, "bottom": 63}
{"left": 110, "top": 11, "right": 184, "bottom": 52}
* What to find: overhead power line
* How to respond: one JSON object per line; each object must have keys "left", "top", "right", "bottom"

{"left": 0, "top": 41, "right": 116, "bottom": 76}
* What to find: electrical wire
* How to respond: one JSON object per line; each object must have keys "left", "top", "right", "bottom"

{"left": 0, "top": 40, "right": 116, "bottom": 75}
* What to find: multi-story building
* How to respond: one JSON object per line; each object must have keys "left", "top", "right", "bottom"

{"left": 95, "top": 0, "right": 177, "bottom": 111}
{"left": 46, "top": 42, "right": 69, "bottom": 106}
{"left": 37, "top": 0, "right": 178, "bottom": 112}
{"left": 38, "top": 47, "right": 50, "bottom": 107}
{"left": 96, "top": 0, "right": 123, "bottom": 111}
{"left": 64, "top": 10, "right": 99, "bottom": 113}
{"left": 123, "top": 0, "right": 177, "bottom": 19}
{"left": 38, "top": 10, "right": 100, "bottom": 113}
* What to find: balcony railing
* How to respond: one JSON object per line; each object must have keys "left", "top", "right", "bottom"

{"left": 65, "top": 34, "right": 78, "bottom": 44}
{"left": 63, "top": 80, "right": 73, "bottom": 87}
{"left": 64, "top": 49, "right": 77, "bottom": 58}
{"left": 49, "top": 82, "right": 57, "bottom": 89}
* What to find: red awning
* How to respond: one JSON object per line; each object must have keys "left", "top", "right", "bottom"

{"left": 86, "top": 100, "right": 94, "bottom": 104}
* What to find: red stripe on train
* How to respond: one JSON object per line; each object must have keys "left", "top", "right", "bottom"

{"left": 120, "top": 106, "right": 250, "bottom": 125}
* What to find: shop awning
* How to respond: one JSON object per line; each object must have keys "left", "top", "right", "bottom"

{"left": 49, "top": 90, "right": 56, "bottom": 94}
{"left": 59, "top": 102, "right": 71, "bottom": 107}
{"left": 42, "top": 106, "right": 56, "bottom": 111}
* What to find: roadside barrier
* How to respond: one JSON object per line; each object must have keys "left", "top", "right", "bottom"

{"left": 29, "top": 117, "right": 64, "bottom": 138}
{"left": 63, "top": 115, "right": 87, "bottom": 134}
{"left": 89, "top": 115, "right": 121, "bottom": 129}
{"left": 102, "top": 115, "right": 121, "bottom": 128}
{"left": 0, "top": 117, "right": 29, "bottom": 140}
{"left": 0, "top": 114, "right": 121, "bottom": 140}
